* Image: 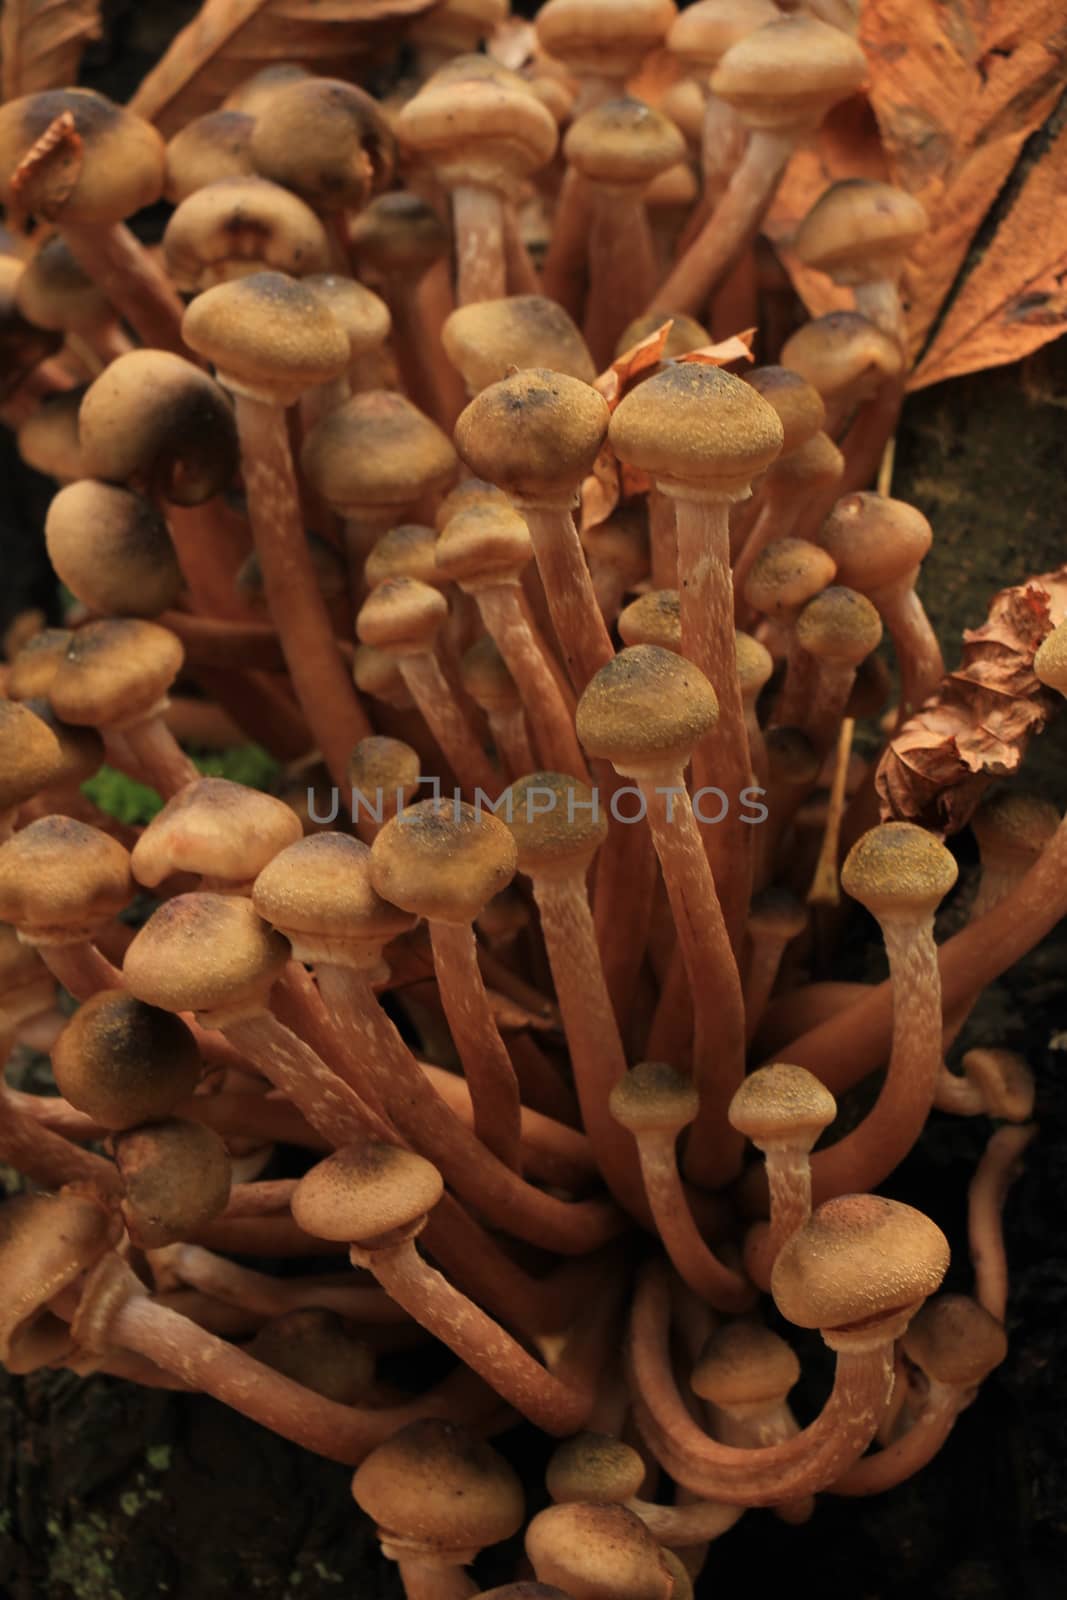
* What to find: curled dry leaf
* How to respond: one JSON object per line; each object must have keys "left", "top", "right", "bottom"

{"left": 129, "top": 0, "right": 437, "bottom": 138}
{"left": 580, "top": 323, "right": 755, "bottom": 531}
{"left": 0, "top": 0, "right": 102, "bottom": 102}
{"left": 876, "top": 565, "right": 1067, "bottom": 832}
{"left": 7, "top": 109, "right": 82, "bottom": 229}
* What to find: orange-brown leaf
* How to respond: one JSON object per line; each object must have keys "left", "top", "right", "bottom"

{"left": 129, "top": 0, "right": 436, "bottom": 137}
{"left": 0, "top": 0, "right": 102, "bottom": 101}
{"left": 876, "top": 567, "right": 1067, "bottom": 832}
{"left": 860, "top": 0, "right": 1067, "bottom": 362}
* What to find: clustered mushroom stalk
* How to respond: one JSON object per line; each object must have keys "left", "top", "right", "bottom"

{"left": 0, "top": 11, "right": 1056, "bottom": 1594}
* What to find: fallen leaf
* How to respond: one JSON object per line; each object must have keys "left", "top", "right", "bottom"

{"left": 128, "top": 0, "right": 436, "bottom": 137}
{"left": 912, "top": 121, "right": 1067, "bottom": 388}
{"left": 876, "top": 565, "right": 1067, "bottom": 831}
{"left": 7, "top": 108, "right": 81, "bottom": 226}
{"left": 0, "top": 0, "right": 102, "bottom": 102}
{"left": 860, "top": 0, "right": 1067, "bottom": 363}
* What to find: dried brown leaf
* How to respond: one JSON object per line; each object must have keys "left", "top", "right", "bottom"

{"left": 876, "top": 566, "right": 1067, "bottom": 832}
{"left": 128, "top": 0, "right": 436, "bottom": 138}
{"left": 912, "top": 121, "right": 1067, "bottom": 388}
{"left": 0, "top": 0, "right": 102, "bottom": 101}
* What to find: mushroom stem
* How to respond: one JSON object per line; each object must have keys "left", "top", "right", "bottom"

{"left": 398, "top": 651, "right": 500, "bottom": 799}
{"left": 540, "top": 168, "right": 591, "bottom": 317}
{"left": 968, "top": 1123, "right": 1035, "bottom": 1324}
{"left": 629, "top": 1125, "right": 754, "bottom": 1312}
{"left": 396, "top": 1563, "right": 477, "bottom": 1600}
{"left": 487, "top": 703, "right": 534, "bottom": 780}
{"left": 163, "top": 1243, "right": 408, "bottom": 1325}
{"left": 427, "top": 919, "right": 523, "bottom": 1170}
{"left": 453, "top": 185, "right": 507, "bottom": 304}
{"left": 220, "top": 1012, "right": 382, "bottom": 1148}
{"left": 520, "top": 504, "right": 615, "bottom": 694}
{"left": 626, "top": 1495, "right": 742, "bottom": 1547}
{"left": 873, "top": 579, "right": 943, "bottom": 722}
{"left": 0, "top": 1068, "right": 119, "bottom": 1193}
{"left": 121, "top": 712, "right": 199, "bottom": 798}
{"left": 60, "top": 220, "right": 187, "bottom": 358}
{"left": 828, "top": 1379, "right": 961, "bottom": 1497}
{"left": 583, "top": 188, "right": 659, "bottom": 367}
{"left": 232, "top": 394, "right": 372, "bottom": 789}
{"left": 475, "top": 585, "right": 588, "bottom": 779}
{"left": 38, "top": 940, "right": 122, "bottom": 1000}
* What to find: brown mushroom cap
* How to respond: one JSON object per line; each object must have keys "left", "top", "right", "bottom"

{"left": 365, "top": 525, "right": 441, "bottom": 590}
{"left": 616, "top": 310, "right": 711, "bottom": 361}
{"left": 16, "top": 387, "right": 86, "bottom": 483}
{"left": 794, "top": 585, "right": 883, "bottom": 666}
{"left": 0, "top": 90, "right": 165, "bottom": 223}
{"left": 691, "top": 1319, "right": 801, "bottom": 1407}
{"left": 479, "top": 1587, "right": 573, "bottom": 1599}
{"left": 165, "top": 110, "right": 256, "bottom": 204}
{"left": 525, "top": 1501, "right": 674, "bottom": 1600}
{"left": 770, "top": 428, "right": 843, "bottom": 493}
{"left": 78, "top": 351, "right": 239, "bottom": 506}
{"left": 123, "top": 892, "right": 289, "bottom": 1019}
{"left": 1033, "top": 618, "right": 1067, "bottom": 697}
{"left": 304, "top": 274, "right": 391, "bottom": 360}
{"left": 819, "top": 493, "right": 933, "bottom": 591}
{"left": 0, "top": 699, "right": 65, "bottom": 811}
{"left": 744, "top": 365, "right": 826, "bottom": 455}
{"left": 546, "top": 1433, "right": 646, "bottom": 1504}
{"left": 609, "top": 1060, "right": 700, "bottom": 1134}
{"left": 349, "top": 738, "right": 422, "bottom": 815}
{"left": 536, "top": 0, "right": 679, "bottom": 80}
{"left": 461, "top": 634, "right": 521, "bottom": 713}
{"left": 794, "top": 179, "right": 927, "bottom": 286}
{"left": 183, "top": 271, "right": 350, "bottom": 406}
{"left": 617, "top": 589, "right": 681, "bottom": 652}
{"left": 409, "top": 0, "right": 509, "bottom": 55}
{"left": 49, "top": 618, "right": 185, "bottom": 730}
{"left": 582, "top": 508, "right": 650, "bottom": 588}
{"left": 0, "top": 815, "right": 131, "bottom": 942}
{"left": 292, "top": 1141, "right": 444, "bottom": 1244}
{"left": 45, "top": 481, "right": 183, "bottom": 617}
{"left": 349, "top": 192, "right": 449, "bottom": 279}
{"left": 52, "top": 990, "right": 202, "bottom": 1130}
{"left": 302, "top": 390, "right": 457, "bottom": 513}
{"left": 7, "top": 629, "right": 73, "bottom": 702}
{"left": 15, "top": 236, "right": 111, "bottom": 334}
{"left": 576, "top": 644, "right": 719, "bottom": 772}
{"left": 609, "top": 363, "right": 784, "bottom": 500}
{"left": 504, "top": 771, "right": 608, "bottom": 876}
{"left": 396, "top": 59, "right": 558, "bottom": 191}
{"left": 434, "top": 477, "right": 512, "bottom": 530}
{"left": 454, "top": 370, "right": 610, "bottom": 504}
{"left": 564, "top": 97, "right": 686, "bottom": 188}
{"left": 223, "top": 63, "right": 312, "bottom": 118}
{"left": 114, "top": 1116, "right": 231, "bottom": 1248}
{"left": 901, "top": 1294, "right": 1008, "bottom": 1388}
{"left": 971, "top": 788, "right": 1061, "bottom": 870}
{"left": 841, "top": 822, "right": 958, "bottom": 921}
{"left": 443, "top": 295, "right": 596, "bottom": 392}
{"left": 771, "top": 1194, "right": 950, "bottom": 1335}
{"left": 0, "top": 1190, "right": 119, "bottom": 1373}
{"left": 357, "top": 577, "right": 448, "bottom": 655}
{"left": 371, "top": 798, "right": 518, "bottom": 924}
{"left": 163, "top": 176, "right": 331, "bottom": 291}
{"left": 247, "top": 1309, "right": 375, "bottom": 1404}
{"left": 21, "top": 698, "right": 105, "bottom": 792}
{"left": 747, "top": 886, "right": 807, "bottom": 943}
{"left": 253, "top": 832, "right": 416, "bottom": 961}
{"left": 710, "top": 15, "right": 868, "bottom": 132}
{"left": 352, "top": 643, "right": 413, "bottom": 709}
{"left": 728, "top": 1061, "right": 836, "bottom": 1149}
{"left": 668, "top": 0, "right": 779, "bottom": 70}
{"left": 130, "top": 777, "right": 301, "bottom": 890}
{"left": 249, "top": 78, "right": 395, "bottom": 212}
{"left": 352, "top": 1418, "right": 524, "bottom": 1561}
{"left": 735, "top": 629, "right": 774, "bottom": 697}
{"left": 743, "top": 537, "right": 836, "bottom": 618}
{"left": 436, "top": 502, "right": 533, "bottom": 587}
{"left": 781, "top": 311, "right": 903, "bottom": 403}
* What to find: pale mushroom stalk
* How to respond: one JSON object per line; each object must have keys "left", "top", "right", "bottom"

{"left": 743, "top": 890, "right": 808, "bottom": 1045}
{"left": 474, "top": 585, "right": 588, "bottom": 777}
{"left": 522, "top": 500, "right": 616, "bottom": 693}
{"left": 968, "top": 1123, "right": 1035, "bottom": 1324}
{"left": 460, "top": 635, "right": 536, "bottom": 788}
{"left": 454, "top": 185, "right": 507, "bottom": 303}
{"left": 162, "top": 1244, "right": 409, "bottom": 1325}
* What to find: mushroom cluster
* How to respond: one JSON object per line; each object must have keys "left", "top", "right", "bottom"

{"left": 0, "top": 4, "right": 1053, "bottom": 1595}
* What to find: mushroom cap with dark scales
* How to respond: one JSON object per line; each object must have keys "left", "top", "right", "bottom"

{"left": 1034, "top": 619, "right": 1067, "bottom": 697}
{"left": 349, "top": 192, "right": 449, "bottom": 277}
{"left": 163, "top": 177, "right": 331, "bottom": 291}
{"left": 618, "top": 590, "right": 681, "bottom": 652}
{"left": 292, "top": 1141, "right": 444, "bottom": 1243}
{"left": 454, "top": 370, "right": 609, "bottom": 503}
{"left": 505, "top": 772, "right": 608, "bottom": 875}
{"left": 249, "top": 78, "right": 395, "bottom": 212}
{"left": 396, "top": 61, "right": 558, "bottom": 191}
{"left": 576, "top": 645, "right": 719, "bottom": 771}
{"left": 900, "top": 1294, "right": 1009, "bottom": 1388}
{"left": 304, "top": 274, "right": 390, "bottom": 359}
{"left": 436, "top": 502, "right": 533, "bottom": 586}
{"left": 525, "top": 1501, "right": 674, "bottom": 1599}
{"left": 546, "top": 1433, "right": 646, "bottom": 1504}
{"left": 710, "top": 16, "right": 868, "bottom": 132}
{"left": 443, "top": 295, "right": 595, "bottom": 392}
{"left": 49, "top": 619, "right": 184, "bottom": 730}
{"left": 303, "top": 391, "right": 457, "bottom": 511}
{"left": 123, "top": 893, "right": 289, "bottom": 1016}
{"left": 744, "top": 365, "right": 826, "bottom": 455}
{"left": 253, "top": 834, "right": 416, "bottom": 948}
{"left": 0, "top": 816, "right": 131, "bottom": 940}
{"left": 743, "top": 537, "right": 836, "bottom": 618}
{"left": 352, "top": 1418, "right": 524, "bottom": 1557}
{"left": 165, "top": 110, "right": 256, "bottom": 203}
{"left": 842, "top": 822, "right": 958, "bottom": 921}
{"left": 434, "top": 477, "right": 512, "bottom": 530}
{"left": 183, "top": 272, "right": 350, "bottom": 407}
{"left": 819, "top": 493, "right": 933, "bottom": 591}
{"left": 21, "top": 699, "right": 104, "bottom": 791}
{"left": 0, "top": 1190, "right": 119, "bottom": 1372}
{"left": 348, "top": 738, "right": 422, "bottom": 809}
{"left": 0, "top": 700, "right": 65, "bottom": 811}
{"left": 52, "top": 990, "right": 201, "bottom": 1131}
{"left": 45, "top": 481, "right": 182, "bottom": 616}
{"left": 781, "top": 311, "right": 903, "bottom": 403}
{"left": 735, "top": 630, "right": 774, "bottom": 696}
{"left": 78, "top": 350, "right": 239, "bottom": 506}
{"left": 365, "top": 526, "right": 441, "bottom": 590}
{"left": 131, "top": 777, "right": 302, "bottom": 889}
{"left": 691, "top": 1320, "right": 801, "bottom": 1407}
{"left": 794, "top": 586, "right": 883, "bottom": 666}
{"left": 564, "top": 97, "right": 685, "bottom": 188}
{"left": 357, "top": 578, "right": 449, "bottom": 654}
{"left": 15, "top": 237, "right": 111, "bottom": 333}
{"left": 610, "top": 1060, "right": 699, "bottom": 1134}
{"left": 609, "top": 363, "right": 783, "bottom": 500}
{"left": 0, "top": 90, "right": 165, "bottom": 223}
{"left": 795, "top": 179, "right": 927, "bottom": 286}
{"left": 771, "top": 1194, "right": 949, "bottom": 1331}
{"left": 728, "top": 1062, "right": 836, "bottom": 1147}
{"left": 370, "top": 799, "right": 517, "bottom": 924}
{"left": 537, "top": 0, "right": 678, "bottom": 80}
{"left": 114, "top": 1118, "right": 232, "bottom": 1248}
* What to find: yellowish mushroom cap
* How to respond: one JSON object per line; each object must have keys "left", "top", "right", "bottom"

{"left": 609, "top": 1060, "right": 700, "bottom": 1134}
{"left": 304, "top": 274, "right": 391, "bottom": 360}
{"left": 710, "top": 15, "right": 868, "bottom": 132}
{"left": 794, "top": 585, "right": 883, "bottom": 666}
{"left": 52, "top": 990, "right": 201, "bottom": 1130}
{"left": 745, "top": 364, "right": 826, "bottom": 455}
{"left": 182, "top": 271, "right": 350, "bottom": 407}
{"left": 564, "top": 97, "right": 686, "bottom": 188}
{"left": 131, "top": 777, "right": 303, "bottom": 889}
{"left": 15, "top": 236, "right": 111, "bottom": 334}
{"left": 504, "top": 771, "right": 608, "bottom": 876}
{"left": 124, "top": 892, "right": 289, "bottom": 1022}
{"left": 45, "top": 481, "right": 183, "bottom": 616}
{"left": 249, "top": 78, "right": 395, "bottom": 212}
{"left": 781, "top": 311, "right": 903, "bottom": 404}
{"left": 690, "top": 1319, "right": 800, "bottom": 1407}
{"left": 303, "top": 390, "right": 457, "bottom": 513}
{"left": 1034, "top": 618, "right": 1067, "bottom": 697}
{"left": 0, "top": 815, "right": 131, "bottom": 943}
{"left": 971, "top": 788, "right": 1061, "bottom": 872}
{"left": 349, "top": 192, "right": 449, "bottom": 279}
{"left": 292, "top": 1141, "right": 444, "bottom": 1244}
{"left": 443, "top": 295, "right": 595, "bottom": 392}
{"left": 728, "top": 1061, "right": 836, "bottom": 1149}
{"left": 0, "top": 1190, "right": 119, "bottom": 1373}
{"left": 365, "top": 525, "right": 441, "bottom": 590}
{"left": 901, "top": 1293, "right": 1008, "bottom": 1388}
{"left": 6, "top": 629, "right": 73, "bottom": 701}
{"left": 253, "top": 833, "right": 416, "bottom": 965}
{"left": 617, "top": 589, "right": 681, "bottom": 652}
{"left": 454, "top": 370, "right": 610, "bottom": 505}
{"left": 49, "top": 618, "right": 184, "bottom": 731}
{"left": 525, "top": 1501, "right": 674, "bottom": 1600}
{"left": 114, "top": 1117, "right": 232, "bottom": 1248}
{"left": 537, "top": 0, "right": 679, "bottom": 80}
{"left": 576, "top": 644, "right": 719, "bottom": 772}
{"left": 436, "top": 502, "right": 533, "bottom": 588}
{"left": 841, "top": 822, "right": 958, "bottom": 921}
{"left": 615, "top": 310, "right": 710, "bottom": 361}
{"left": 17, "top": 388, "right": 85, "bottom": 483}
{"left": 357, "top": 577, "right": 449, "bottom": 655}
{"left": 668, "top": 0, "right": 778, "bottom": 71}
{"left": 461, "top": 635, "right": 521, "bottom": 713}
{"left": 371, "top": 798, "right": 518, "bottom": 924}
{"left": 743, "top": 537, "right": 836, "bottom": 619}
{"left": 794, "top": 179, "right": 927, "bottom": 287}
{"left": 396, "top": 58, "right": 558, "bottom": 191}
{"left": 0, "top": 90, "right": 165, "bottom": 223}
{"left": 0, "top": 699, "right": 65, "bottom": 811}
{"left": 163, "top": 177, "right": 331, "bottom": 291}
{"left": 546, "top": 1433, "right": 646, "bottom": 1504}
{"left": 819, "top": 493, "right": 933, "bottom": 591}
{"left": 165, "top": 110, "right": 256, "bottom": 203}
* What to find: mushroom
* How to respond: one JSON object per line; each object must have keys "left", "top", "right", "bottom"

{"left": 348, "top": 736, "right": 422, "bottom": 840}
{"left": 130, "top": 776, "right": 303, "bottom": 895}
{"left": 15, "top": 234, "right": 130, "bottom": 368}
{"left": 0, "top": 1189, "right": 119, "bottom": 1376}
{"left": 731, "top": 364, "right": 828, "bottom": 603}
{"left": 0, "top": 698, "right": 66, "bottom": 838}
{"left": 164, "top": 109, "right": 256, "bottom": 203}
{"left": 45, "top": 481, "right": 183, "bottom": 619}
{"left": 303, "top": 273, "right": 392, "bottom": 408}
{"left": 582, "top": 507, "right": 651, "bottom": 626}
{"left": 0, "top": 89, "right": 185, "bottom": 353}
{"left": 352, "top": 1419, "right": 523, "bottom": 1600}
{"left": 967, "top": 1122, "right": 1035, "bottom": 1324}
{"left": 52, "top": 989, "right": 202, "bottom": 1130}
{"left": 742, "top": 888, "right": 808, "bottom": 1041}
{"left": 577, "top": 645, "right": 746, "bottom": 1187}
{"left": 536, "top": 0, "right": 679, "bottom": 111}
{"left": 969, "top": 787, "right": 1060, "bottom": 920}
{"left": 525, "top": 1501, "right": 674, "bottom": 1600}
{"left": 794, "top": 178, "right": 926, "bottom": 345}
{"left": 163, "top": 176, "right": 331, "bottom": 291}
{"left": 6, "top": 628, "right": 73, "bottom": 702}
{"left": 788, "top": 585, "right": 883, "bottom": 754}
{"left": 781, "top": 309, "right": 904, "bottom": 440}
{"left": 16, "top": 387, "right": 86, "bottom": 483}
{"left": 442, "top": 294, "right": 596, "bottom": 394}
{"left": 181, "top": 271, "right": 372, "bottom": 788}
{"left": 461, "top": 636, "right": 536, "bottom": 782}
{"left": 113, "top": 1116, "right": 232, "bottom": 1247}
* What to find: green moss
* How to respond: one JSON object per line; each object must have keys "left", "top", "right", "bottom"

{"left": 82, "top": 745, "right": 281, "bottom": 825}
